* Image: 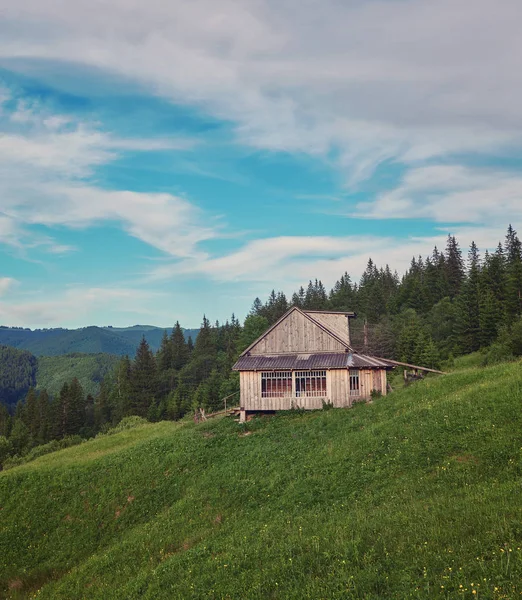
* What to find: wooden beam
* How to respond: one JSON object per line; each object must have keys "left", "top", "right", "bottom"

{"left": 382, "top": 358, "right": 446, "bottom": 375}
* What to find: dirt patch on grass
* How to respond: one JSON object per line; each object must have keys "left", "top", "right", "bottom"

{"left": 8, "top": 579, "right": 23, "bottom": 590}
{"left": 201, "top": 432, "right": 215, "bottom": 438}
{"left": 115, "top": 494, "right": 135, "bottom": 518}
{"left": 239, "top": 431, "right": 253, "bottom": 437}
{"left": 451, "top": 454, "right": 479, "bottom": 464}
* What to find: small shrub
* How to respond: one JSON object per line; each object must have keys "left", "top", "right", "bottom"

{"left": 2, "top": 436, "right": 84, "bottom": 470}
{"left": 481, "top": 343, "right": 515, "bottom": 366}
{"left": 370, "top": 389, "right": 383, "bottom": 400}
{"left": 322, "top": 400, "right": 334, "bottom": 411}
{"left": 289, "top": 402, "right": 306, "bottom": 414}
{"left": 510, "top": 318, "right": 522, "bottom": 356}
{"left": 105, "top": 416, "right": 148, "bottom": 435}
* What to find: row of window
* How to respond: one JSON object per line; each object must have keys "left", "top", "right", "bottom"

{"left": 260, "top": 370, "right": 360, "bottom": 398}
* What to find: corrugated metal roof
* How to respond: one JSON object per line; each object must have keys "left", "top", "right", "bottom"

{"left": 233, "top": 353, "right": 393, "bottom": 371}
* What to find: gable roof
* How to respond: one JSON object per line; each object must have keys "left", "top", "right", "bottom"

{"left": 240, "top": 306, "right": 355, "bottom": 357}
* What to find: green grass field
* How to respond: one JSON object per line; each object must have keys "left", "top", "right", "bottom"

{"left": 1, "top": 361, "right": 521, "bottom": 599}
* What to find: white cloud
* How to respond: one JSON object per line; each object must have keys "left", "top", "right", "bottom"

{"left": 0, "top": 93, "right": 217, "bottom": 258}
{"left": 149, "top": 226, "right": 509, "bottom": 292}
{"left": 1, "top": 0, "right": 521, "bottom": 183}
{"left": 0, "top": 285, "right": 163, "bottom": 327}
{"left": 0, "top": 277, "right": 17, "bottom": 296}
{"left": 354, "top": 165, "right": 522, "bottom": 224}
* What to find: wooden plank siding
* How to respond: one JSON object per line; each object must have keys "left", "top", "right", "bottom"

{"left": 248, "top": 310, "right": 346, "bottom": 355}
{"left": 240, "top": 368, "right": 387, "bottom": 412}
{"left": 306, "top": 312, "right": 351, "bottom": 346}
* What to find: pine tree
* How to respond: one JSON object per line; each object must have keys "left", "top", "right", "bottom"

{"left": 481, "top": 244, "right": 506, "bottom": 329}
{"left": 112, "top": 356, "right": 132, "bottom": 420}
{"left": 419, "top": 337, "right": 441, "bottom": 369}
{"left": 57, "top": 382, "right": 70, "bottom": 439}
{"left": 479, "top": 289, "right": 500, "bottom": 347}
{"left": 455, "top": 242, "right": 482, "bottom": 353}
{"left": 304, "top": 281, "right": 315, "bottom": 309}
{"left": 0, "top": 435, "right": 13, "bottom": 467}
{"left": 504, "top": 225, "right": 522, "bottom": 323}
{"left": 250, "top": 297, "right": 263, "bottom": 316}
{"left": 130, "top": 337, "right": 158, "bottom": 418}
{"left": 95, "top": 380, "right": 112, "bottom": 429}
{"left": 0, "top": 404, "right": 11, "bottom": 438}
{"left": 65, "top": 378, "right": 85, "bottom": 436}
{"left": 24, "top": 387, "right": 39, "bottom": 443}
{"left": 166, "top": 388, "right": 183, "bottom": 421}
{"left": 47, "top": 396, "right": 62, "bottom": 441}
{"left": 84, "top": 394, "right": 95, "bottom": 434}
{"left": 427, "top": 297, "right": 458, "bottom": 358}
{"left": 171, "top": 322, "right": 189, "bottom": 371}
{"left": 204, "top": 368, "right": 223, "bottom": 412}
{"left": 157, "top": 330, "right": 173, "bottom": 372}
{"left": 9, "top": 418, "right": 29, "bottom": 456}
{"left": 445, "top": 235, "right": 465, "bottom": 298}
{"left": 395, "top": 309, "right": 425, "bottom": 364}
{"left": 36, "top": 389, "right": 50, "bottom": 444}
{"left": 329, "top": 273, "right": 355, "bottom": 311}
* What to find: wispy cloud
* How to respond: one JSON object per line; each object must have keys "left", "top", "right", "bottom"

{"left": 354, "top": 165, "right": 522, "bottom": 224}
{"left": 0, "top": 90, "right": 217, "bottom": 258}
{"left": 0, "top": 277, "right": 17, "bottom": 297}
{"left": 149, "top": 227, "right": 509, "bottom": 291}
{"left": 0, "top": 285, "right": 163, "bottom": 327}
{"left": 1, "top": 0, "right": 521, "bottom": 184}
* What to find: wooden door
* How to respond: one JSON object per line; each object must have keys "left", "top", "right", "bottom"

{"left": 372, "top": 370, "right": 382, "bottom": 394}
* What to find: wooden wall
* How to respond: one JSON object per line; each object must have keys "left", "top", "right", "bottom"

{"left": 249, "top": 310, "right": 346, "bottom": 355}
{"left": 307, "top": 313, "right": 351, "bottom": 346}
{"left": 240, "top": 368, "right": 387, "bottom": 412}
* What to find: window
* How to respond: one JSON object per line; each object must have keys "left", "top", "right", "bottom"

{"left": 261, "top": 371, "right": 292, "bottom": 398}
{"left": 295, "top": 371, "right": 327, "bottom": 397}
{"left": 349, "top": 369, "right": 360, "bottom": 396}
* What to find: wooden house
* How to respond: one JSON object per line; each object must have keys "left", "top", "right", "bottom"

{"left": 232, "top": 307, "right": 394, "bottom": 422}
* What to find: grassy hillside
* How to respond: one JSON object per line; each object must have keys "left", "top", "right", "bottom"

{"left": 36, "top": 353, "right": 120, "bottom": 398}
{"left": 0, "top": 326, "right": 199, "bottom": 357}
{"left": 1, "top": 362, "right": 521, "bottom": 599}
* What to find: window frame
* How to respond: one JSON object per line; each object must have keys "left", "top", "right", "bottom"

{"left": 349, "top": 369, "right": 360, "bottom": 396}
{"left": 294, "top": 370, "right": 327, "bottom": 398}
{"left": 261, "top": 371, "right": 293, "bottom": 398}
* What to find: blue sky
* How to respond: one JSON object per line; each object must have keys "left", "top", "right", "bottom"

{"left": 0, "top": 0, "right": 521, "bottom": 329}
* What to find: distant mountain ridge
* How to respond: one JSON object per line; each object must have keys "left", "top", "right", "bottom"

{"left": 0, "top": 325, "right": 199, "bottom": 357}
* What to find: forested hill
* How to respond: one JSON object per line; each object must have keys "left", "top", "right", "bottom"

{"left": 0, "top": 325, "right": 199, "bottom": 357}
{"left": 0, "top": 347, "right": 118, "bottom": 409}
{"left": 0, "top": 346, "right": 37, "bottom": 407}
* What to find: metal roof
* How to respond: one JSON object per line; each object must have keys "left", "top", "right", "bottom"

{"left": 233, "top": 353, "right": 393, "bottom": 371}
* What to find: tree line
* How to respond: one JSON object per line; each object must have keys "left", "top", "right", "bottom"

{"left": 250, "top": 225, "right": 522, "bottom": 367}
{"left": 1, "top": 224, "right": 522, "bottom": 467}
